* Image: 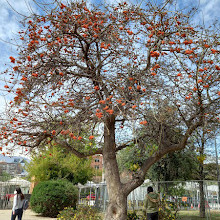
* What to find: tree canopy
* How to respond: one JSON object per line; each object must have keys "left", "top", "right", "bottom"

{"left": 1, "top": 0, "right": 219, "bottom": 155}
{"left": 26, "top": 145, "right": 94, "bottom": 184}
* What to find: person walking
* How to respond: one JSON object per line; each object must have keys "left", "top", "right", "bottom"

{"left": 143, "top": 186, "right": 160, "bottom": 220}
{"left": 11, "top": 187, "right": 25, "bottom": 220}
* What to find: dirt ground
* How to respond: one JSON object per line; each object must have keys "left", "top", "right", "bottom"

{"left": 0, "top": 209, "right": 57, "bottom": 220}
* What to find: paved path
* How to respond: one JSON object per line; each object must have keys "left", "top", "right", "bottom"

{"left": 0, "top": 209, "right": 57, "bottom": 220}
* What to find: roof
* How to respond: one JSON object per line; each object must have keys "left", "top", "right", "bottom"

{"left": 7, "top": 177, "right": 30, "bottom": 187}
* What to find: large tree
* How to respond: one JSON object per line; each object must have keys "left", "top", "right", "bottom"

{"left": 0, "top": 1, "right": 220, "bottom": 219}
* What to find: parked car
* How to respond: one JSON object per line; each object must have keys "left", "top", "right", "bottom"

{"left": 86, "top": 194, "right": 96, "bottom": 200}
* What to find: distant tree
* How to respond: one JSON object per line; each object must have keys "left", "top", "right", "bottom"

{"left": 117, "top": 144, "right": 199, "bottom": 186}
{"left": 0, "top": 171, "right": 12, "bottom": 182}
{"left": 204, "top": 163, "right": 220, "bottom": 180}
{"left": 191, "top": 125, "right": 218, "bottom": 218}
{"left": 149, "top": 148, "right": 198, "bottom": 182}
{"left": 26, "top": 144, "right": 94, "bottom": 185}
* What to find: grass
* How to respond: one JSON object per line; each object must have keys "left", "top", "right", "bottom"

{"left": 177, "top": 210, "right": 220, "bottom": 220}
{"left": 97, "top": 210, "right": 220, "bottom": 219}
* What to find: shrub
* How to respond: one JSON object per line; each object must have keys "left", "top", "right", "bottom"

{"left": 159, "top": 196, "right": 179, "bottom": 220}
{"left": 127, "top": 211, "right": 139, "bottom": 220}
{"left": 57, "top": 205, "right": 102, "bottom": 220}
{"left": 30, "top": 179, "right": 78, "bottom": 217}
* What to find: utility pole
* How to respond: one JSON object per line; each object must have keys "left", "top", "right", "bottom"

{"left": 215, "top": 134, "right": 220, "bottom": 204}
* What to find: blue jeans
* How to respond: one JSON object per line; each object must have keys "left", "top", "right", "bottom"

{"left": 11, "top": 208, "right": 23, "bottom": 220}
{"left": 147, "top": 211, "right": 158, "bottom": 220}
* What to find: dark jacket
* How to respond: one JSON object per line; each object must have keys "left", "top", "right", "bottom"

{"left": 144, "top": 192, "right": 160, "bottom": 213}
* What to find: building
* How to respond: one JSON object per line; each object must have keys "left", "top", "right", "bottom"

{"left": 0, "top": 162, "right": 23, "bottom": 176}
{"left": 90, "top": 154, "right": 103, "bottom": 183}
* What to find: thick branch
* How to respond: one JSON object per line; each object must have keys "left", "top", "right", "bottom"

{"left": 123, "top": 119, "right": 203, "bottom": 195}
{"left": 54, "top": 138, "right": 103, "bottom": 158}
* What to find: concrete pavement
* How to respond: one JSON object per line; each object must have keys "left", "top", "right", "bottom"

{"left": 0, "top": 209, "right": 57, "bottom": 220}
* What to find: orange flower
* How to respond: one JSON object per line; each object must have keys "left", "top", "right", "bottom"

{"left": 96, "top": 112, "right": 103, "bottom": 118}
{"left": 68, "top": 102, "right": 74, "bottom": 107}
{"left": 60, "top": 3, "right": 66, "bottom": 9}
{"left": 99, "top": 100, "right": 106, "bottom": 104}
{"left": 89, "top": 135, "right": 94, "bottom": 140}
{"left": 107, "top": 109, "right": 114, "bottom": 114}
{"left": 32, "top": 73, "right": 38, "bottom": 77}
{"left": 51, "top": 130, "right": 56, "bottom": 135}
{"left": 215, "top": 65, "right": 220, "bottom": 70}
{"left": 9, "top": 56, "right": 15, "bottom": 63}
{"left": 137, "top": 85, "right": 141, "bottom": 90}
{"left": 94, "top": 86, "right": 99, "bottom": 90}
{"left": 211, "top": 49, "right": 218, "bottom": 54}
{"left": 140, "top": 120, "right": 147, "bottom": 125}
{"left": 21, "top": 76, "right": 28, "bottom": 81}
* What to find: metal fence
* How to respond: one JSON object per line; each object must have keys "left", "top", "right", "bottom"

{"left": 78, "top": 180, "right": 220, "bottom": 214}
{"left": 1, "top": 176, "right": 219, "bottom": 217}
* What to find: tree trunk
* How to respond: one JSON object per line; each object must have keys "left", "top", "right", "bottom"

{"left": 199, "top": 164, "right": 205, "bottom": 218}
{"left": 105, "top": 193, "right": 128, "bottom": 220}
{"left": 198, "top": 126, "right": 206, "bottom": 218}
{"left": 103, "top": 116, "right": 128, "bottom": 220}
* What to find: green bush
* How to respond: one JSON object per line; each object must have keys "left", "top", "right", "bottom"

{"left": 57, "top": 205, "right": 102, "bottom": 220}
{"left": 127, "top": 211, "right": 139, "bottom": 220}
{"left": 159, "top": 196, "right": 179, "bottom": 220}
{"left": 30, "top": 179, "right": 78, "bottom": 217}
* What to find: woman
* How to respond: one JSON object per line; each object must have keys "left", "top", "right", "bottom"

{"left": 143, "top": 186, "right": 160, "bottom": 220}
{"left": 11, "top": 187, "right": 25, "bottom": 220}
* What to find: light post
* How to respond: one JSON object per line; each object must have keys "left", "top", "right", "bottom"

{"left": 214, "top": 134, "right": 220, "bottom": 204}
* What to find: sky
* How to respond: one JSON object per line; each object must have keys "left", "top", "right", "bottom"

{"left": 0, "top": 0, "right": 219, "bottom": 157}
{"left": 0, "top": 0, "right": 219, "bottom": 80}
